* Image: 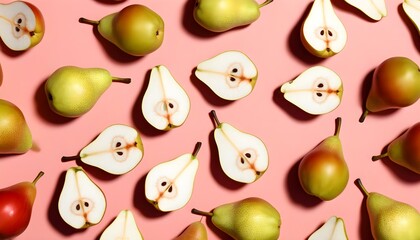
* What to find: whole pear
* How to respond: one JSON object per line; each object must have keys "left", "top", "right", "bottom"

{"left": 355, "top": 178, "right": 420, "bottom": 240}
{"left": 192, "top": 197, "right": 281, "bottom": 240}
{"left": 0, "top": 171, "right": 44, "bottom": 239}
{"left": 360, "top": 57, "right": 420, "bottom": 122}
{"left": 45, "top": 66, "right": 131, "bottom": 118}
{"left": 372, "top": 122, "right": 420, "bottom": 174}
{"left": 79, "top": 4, "right": 164, "bottom": 56}
{"left": 174, "top": 221, "right": 208, "bottom": 240}
{"left": 0, "top": 99, "right": 33, "bottom": 154}
{"left": 193, "top": 0, "right": 273, "bottom": 32}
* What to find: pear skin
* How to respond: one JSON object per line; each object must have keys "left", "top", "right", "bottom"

{"left": 174, "top": 221, "right": 208, "bottom": 240}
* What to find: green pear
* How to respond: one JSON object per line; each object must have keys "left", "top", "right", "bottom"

{"left": 298, "top": 117, "right": 349, "bottom": 201}
{"left": 45, "top": 66, "right": 131, "bottom": 118}
{"left": 193, "top": 0, "right": 273, "bottom": 32}
{"left": 372, "top": 122, "right": 420, "bottom": 174}
{"left": 174, "top": 221, "right": 208, "bottom": 240}
{"left": 0, "top": 99, "right": 33, "bottom": 154}
{"left": 79, "top": 4, "right": 164, "bottom": 56}
{"left": 355, "top": 178, "right": 420, "bottom": 240}
{"left": 191, "top": 197, "right": 281, "bottom": 240}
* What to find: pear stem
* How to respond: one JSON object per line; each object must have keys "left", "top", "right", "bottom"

{"left": 259, "top": 0, "right": 274, "bottom": 8}
{"left": 191, "top": 208, "right": 213, "bottom": 217}
{"left": 61, "top": 155, "right": 79, "bottom": 162}
{"left": 209, "top": 110, "right": 221, "bottom": 127}
{"left": 112, "top": 77, "right": 131, "bottom": 84}
{"left": 32, "top": 171, "right": 44, "bottom": 185}
{"left": 359, "top": 110, "right": 369, "bottom": 123}
{"left": 372, "top": 153, "right": 388, "bottom": 161}
{"left": 78, "top": 17, "right": 99, "bottom": 25}
{"left": 334, "top": 117, "right": 342, "bottom": 137}
{"left": 192, "top": 142, "right": 202, "bottom": 157}
{"left": 354, "top": 178, "right": 369, "bottom": 197}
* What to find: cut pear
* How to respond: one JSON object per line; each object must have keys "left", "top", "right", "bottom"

{"left": 280, "top": 66, "right": 343, "bottom": 115}
{"left": 58, "top": 167, "right": 106, "bottom": 229}
{"left": 301, "top": 0, "right": 347, "bottom": 58}
{"left": 99, "top": 209, "right": 143, "bottom": 240}
{"left": 142, "top": 65, "right": 190, "bottom": 131}
{"left": 62, "top": 124, "right": 144, "bottom": 175}
{"left": 195, "top": 51, "right": 258, "bottom": 100}
{"left": 344, "top": 0, "right": 387, "bottom": 21}
{"left": 403, "top": 0, "right": 420, "bottom": 34}
{"left": 145, "top": 142, "right": 201, "bottom": 212}
{"left": 309, "top": 216, "right": 349, "bottom": 240}
{"left": 210, "top": 110, "right": 268, "bottom": 183}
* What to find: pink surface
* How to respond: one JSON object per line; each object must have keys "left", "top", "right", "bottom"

{"left": 0, "top": 0, "right": 419, "bottom": 239}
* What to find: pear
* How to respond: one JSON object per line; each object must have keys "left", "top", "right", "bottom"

{"left": 210, "top": 110, "right": 269, "bottom": 183}
{"left": 301, "top": 0, "right": 347, "bottom": 58}
{"left": 99, "top": 209, "right": 143, "bottom": 240}
{"left": 359, "top": 57, "right": 420, "bottom": 122}
{"left": 174, "top": 221, "right": 208, "bottom": 240}
{"left": 145, "top": 142, "right": 201, "bottom": 212}
{"left": 195, "top": 51, "right": 258, "bottom": 101}
{"left": 355, "top": 178, "right": 420, "bottom": 240}
{"left": 372, "top": 122, "right": 420, "bottom": 174}
{"left": 308, "top": 216, "right": 349, "bottom": 240}
{"left": 298, "top": 117, "right": 349, "bottom": 201}
{"left": 344, "top": 0, "right": 387, "bottom": 21}
{"left": 45, "top": 66, "right": 131, "bottom": 118}
{"left": 62, "top": 124, "right": 144, "bottom": 175}
{"left": 0, "top": 99, "right": 33, "bottom": 154}
{"left": 0, "top": 171, "right": 44, "bottom": 239}
{"left": 191, "top": 197, "right": 281, "bottom": 240}
{"left": 79, "top": 4, "right": 164, "bottom": 56}
{"left": 403, "top": 0, "right": 420, "bottom": 35}
{"left": 0, "top": 1, "right": 45, "bottom": 51}
{"left": 280, "top": 66, "right": 343, "bottom": 115}
{"left": 142, "top": 65, "right": 190, "bottom": 131}
{"left": 58, "top": 166, "right": 106, "bottom": 229}
{"left": 193, "top": 0, "right": 273, "bottom": 32}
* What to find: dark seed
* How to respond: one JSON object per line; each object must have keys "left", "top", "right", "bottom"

{"left": 168, "top": 186, "right": 173, "bottom": 192}
{"left": 76, "top": 204, "right": 81, "bottom": 211}
{"left": 117, "top": 151, "right": 123, "bottom": 156}
{"left": 320, "top": 30, "right": 324, "bottom": 36}
{"left": 230, "top": 77, "right": 236, "bottom": 82}
{"left": 241, "top": 158, "right": 245, "bottom": 164}
{"left": 317, "top": 83, "right": 324, "bottom": 88}
{"left": 328, "top": 30, "right": 333, "bottom": 37}
{"left": 169, "top": 103, "right": 174, "bottom": 108}
{"left": 161, "top": 181, "right": 167, "bottom": 186}
{"left": 245, "top": 153, "right": 251, "bottom": 158}
{"left": 316, "top": 93, "right": 323, "bottom": 97}
{"left": 116, "top": 142, "right": 122, "bottom": 147}
{"left": 232, "top": 68, "right": 238, "bottom": 73}
{"left": 17, "top": 18, "right": 22, "bottom": 24}
{"left": 15, "top": 27, "right": 20, "bottom": 32}
{"left": 84, "top": 201, "right": 89, "bottom": 207}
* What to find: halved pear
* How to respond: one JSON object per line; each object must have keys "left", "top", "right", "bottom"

{"left": 62, "top": 124, "right": 144, "bottom": 175}
{"left": 308, "top": 216, "right": 349, "bottom": 240}
{"left": 301, "top": 0, "right": 347, "bottom": 58}
{"left": 145, "top": 142, "right": 201, "bottom": 212}
{"left": 344, "top": 0, "right": 387, "bottom": 21}
{"left": 280, "top": 66, "right": 343, "bottom": 115}
{"left": 195, "top": 51, "right": 258, "bottom": 101}
{"left": 210, "top": 110, "right": 268, "bottom": 183}
{"left": 99, "top": 209, "right": 143, "bottom": 240}
{"left": 403, "top": 0, "right": 420, "bottom": 34}
{"left": 141, "top": 65, "right": 190, "bottom": 131}
{"left": 58, "top": 166, "right": 106, "bottom": 229}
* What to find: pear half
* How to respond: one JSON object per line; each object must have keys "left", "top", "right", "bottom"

{"left": 100, "top": 209, "right": 143, "bottom": 240}
{"left": 403, "top": 0, "right": 420, "bottom": 34}
{"left": 58, "top": 167, "right": 106, "bottom": 229}
{"left": 280, "top": 66, "right": 343, "bottom": 115}
{"left": 308, "top": 216, "right": 349, "bottom": 240}
{"left": 145, "top": 142, "right": 201, "bottom": 212}
{"left": 142, "top": 65, "right": 190, "bottom": 131}
{"left": 62, "top": 124, "right": 144, "bottom": 175}
{"left": 210, "top": 110, "right": 268, "bottom": 183}
{"left": 344, "top": 0, "right": 387, "bottom": 21}
{"left": 301, "top": 0, "right": 347, "bottom": 58}
{"left": 195, "top": 51, "right": 258, "bottom": 101}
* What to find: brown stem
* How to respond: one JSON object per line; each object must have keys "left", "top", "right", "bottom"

{"left": 79, "top": 17, "right": 99, "bottom": 25}
{"left": 372, "top": 153, "right": 388, "bottom": 161}
{"left": 112, "top": 77, "right": 131, "bottom": 84}
{"left": 259, "top": 0, "right": 273, "bottom": 8}
{"left": 191, "top": 208, "right": 213, "bottom": 217}
{"left": 192, "top": 142, "right": 202, "bottom": 157}
{"left": 61, "top": 155, "right": 79, "bottom": 162}
{"left": 334, "top": 117, "right": 342, "bottom": 137}
{"left": 359, "top": 110, "right": 369, "bottom": 123}
{"left": 354, "top": 178, "right": 369, "bottom": 197}
{"left": 209, "top": 110, "right": 221, "bottom": 127}
{"left": 32, "top": 171, "right": 44, "bottom": 185}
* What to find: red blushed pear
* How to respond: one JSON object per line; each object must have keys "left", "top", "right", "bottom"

{"left": 360, "top": 57, "right": 420, "bottom": 122}
{"left": 0, "top": 171, "right": 44, "bottom": 239}
{"left": 24, "top": 1, "right": 45, "bottom": 48}
{"left": 372, "top": 122, "right": 420, "bottom": 174}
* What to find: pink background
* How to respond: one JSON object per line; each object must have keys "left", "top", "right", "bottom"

{"left": 0, "top": 0, "right": 419, "bottom": 239}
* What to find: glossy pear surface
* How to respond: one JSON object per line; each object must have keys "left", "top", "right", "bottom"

{"left": 45, "top": 66, "right": 130, "bottom": 118}
{"left": 308, "top": 216, "right": 348, "bottom": 240}
{"left": 298, "top": 117, "right": 349, "bottom": 201}
{"left": 344, "top": 0, "right": 387, "bottom": 21}
{"left": 142, "top": 65, "right": 190, "bottom": 130}
{"left": 100, "top": 209, "right": 143, "bottom": 240}
{"left": 174, "top": 221, "right": 208, "bottom": 240}
{"left": 145, "top": 142, "right": 201, "bottom": 212}
{"left": 195, "top": 51, "right": 258, "bottom": 101}
{"left": 193, "top": 0, "right": 273, "bottom": 32}
{"left": 280, "top": 66, "right": 343, "bottom": 115}
{"left": 80, "top": 4, "right": 164, "bottom": 56}
{"left": 403, "top": 0, "right": 420, "bottom": 34}
{"left": 356, "top": 179, "right": 420, "bottom": 240}
{"left": 0, "top": 1, "right": 45, "bottom": 51}
{"left": 360, "top": 57, "right": 420, "bottom": 122}
{"left": 0, "top": 171, "right": 44, "bottom": 239}
{"left": 211, "top": 110, "right": 268, "bottom": 183}
{"left": 301, "top": 0, "right": 347, "bottom": 58}
{"left": 58, "top": 167, "right": 106, "bottom": 229}
{"left": 0, "top": 99, "right": 32, "bottom": 154}
{"left": 192, "top": 197, "right": 281, "bottom": 240}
